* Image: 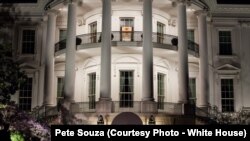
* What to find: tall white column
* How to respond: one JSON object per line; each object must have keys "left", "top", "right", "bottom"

{"left": 38, "top": 18, "right": 47, "bottom": 106}
{"left": 44, "top": 12, "right": 56, "bottom": 106}
{"left": 197, "top": 11, "right": 208, "bottom": 108}
{"left": 64, "top": 2, "right": 77, "bottom": 101}
{"left": 100, "top": 0, "right": 112, "bottom": 100}
{"left": 177, "top": 1, "right": 189, "bottom": 104}
{"left": 142, "top": 0, "right": 154, "bottom": 101}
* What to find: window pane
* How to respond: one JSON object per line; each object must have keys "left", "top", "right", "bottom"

{"left": 89, "top": 22, "right": 97, "bottom": 43}
{"left": 57, "top": 77, "right": 64, "bottom": 100}
{"left": 59, "top": 29, "right": 67, "bottom": 41}
{"left": 189, "top": 78, "right": 196, "bottom": 105}
{"left": 22, "top": 29, "right": 35, "bottom": 54}
{"left": 157, "top": 73, "right": 165, "bottom": 109}
{"left": 219, "top": 31, "right": 232, "bottom": 55}
{"left": 120, "top": 71, "right": 134, "bottom": 107}
{"left": 88, "top": 73, "right": 96, "bottom": 109}
{"left": 221, "top": 79, "right": 234, "bottom": 112}
{"left": 19, "top": 78, "right": 32, "bottom": 111}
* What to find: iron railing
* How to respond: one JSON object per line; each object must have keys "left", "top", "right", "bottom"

{"left": 55, "top": 31, "right": 199, "bottom": 56}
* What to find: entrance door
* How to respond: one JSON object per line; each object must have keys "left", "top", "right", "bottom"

{"left": 112, "top": 112, "right": 143, "bottom": 125}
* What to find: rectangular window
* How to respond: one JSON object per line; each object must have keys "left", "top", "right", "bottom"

{"left": 221, "top": 79, "right": 234, "bottom": 112}
{"left": 189, "top": 78, "right": 196, "bottom": 105}
{"left": 120, "top": 71, "right": 134, "bottom": 107}
{"left": 19, "top": 78, "right": 32, "bottom": 111}
{"left": 120, "top": 18, "right": 134, "bottom": 41}
{"left": 89, "top": 22, "right": 97, "bottom": 43}
{"left": 59, "top": 29, "right": 67, "bottom": 41}
{"left": 157, "top": 22, "right": 165, "bottom": 44}
{"left": 219, "top": 31, "right": 232, "bottom": 55}
{"left": 157, "top": 73, "right": 165, "bottom": 109}
{"left": 88, "top": 73, "right": 96, "bottom": 109}
{"left": 22, "top": 29, "right": 35, "bottom": 54}
{"left": 57, "top": 77, "right": 64, "bottom": 100}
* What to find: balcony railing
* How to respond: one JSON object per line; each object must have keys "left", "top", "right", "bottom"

{"left": 55, "top": 31, "right": 199, "bottom": 56}
{"left": 69, "top": 101, "right": 183, "bottom": 115}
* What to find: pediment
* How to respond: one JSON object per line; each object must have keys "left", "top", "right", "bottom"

{"left": 216, "top": 64, "right": 240, "bottom": 74}
{"left": 216, "top": 64, "right": 240, "bottom": 71}
{"left": 19, "top": 63, "right": 37, "bottom": 70}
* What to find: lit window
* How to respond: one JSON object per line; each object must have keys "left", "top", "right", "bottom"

{"left": 120, "top": 71, "right": 134, "bottom": 107}
{"left": 157, "top": 73, "right": 165, "bottom": 109}
{"left": 219, "top": 31, "right": 232, "bottom": 55}
{"left": 89, "top": 73, "right": 96, "bottom": 109}
{"left": 57, "top": 77, "right": 64, "bottom": 100}
{"left": 221, "top": 79, "right": 234, "bottom": 112}
{"left": 120, "top": 18, "right": 134, "bottom": 41}
{"left": 89, "top": 22, "right": 97, "bottom": 43}
{"left": 59, "top": 29, "right": 67, "bottom": 41}
{"left": 22, "top": 29, "right": 35, "bottom": 54}
{"left": 189, "top": 78, "right": 196, "bottom": 105}
{"left": 157, "top": 22, "right": 165, "bottom": 44}
{"left": 19, "top": 78, "right": 32, "bottom": 111}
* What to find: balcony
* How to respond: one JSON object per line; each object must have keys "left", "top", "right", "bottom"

{"left": 70, "top": 101, "right": 183, "bottom": 115}
{"left": 55, "top": 31, "right": 199, "bottom": 57}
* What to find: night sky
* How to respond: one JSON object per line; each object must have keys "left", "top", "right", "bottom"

{"left": 0, "top": 0, "right": 37, "bottom": 3}
{"left": 217, "top": 0, "right": 250, "bottom": 4}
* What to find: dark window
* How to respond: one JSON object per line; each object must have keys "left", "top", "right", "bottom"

{"left": 221, "top": 79, "right": 234, "bottom": 112}
{"left": 157, "top": 73, "right": 165, "bottom": 109}
{"left": 120, "top": 71, "right": 134, "bottom": 107}
{"left": 187, "top": 29, "right": 195, "bottom": 51}
{"left": 22, "top": 29, "right": 35, "bottom": 54}
{"left": 89, "top": 73, "right": 96, "bottom": 109}
{"left": 219, "top": 31, "right": 232, "bottom": 55}
{"left": 19, "top": 78, "right": 32, "bottom": 111}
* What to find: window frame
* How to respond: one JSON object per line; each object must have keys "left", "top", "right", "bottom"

{"left": 188, "top": 77, "right": 196, "bottom": 105}
{"left": 119, "top": 70, "right": 134, "bottom": 108}
{"left": 220, "top": 78, "right": 234, "bottom": 112}
{"left": 19, "top": 77, "right": 33, "bottom": 111}
{"left": 218, "top": 30, "right": 233, "bottom": 55}
{"left": 20, "top": 27, "right": 36, "bottom": 55}
{"left": 88, "top": 72, "right": 96, "bottom": 109}
{"left": 157, "top": 73, "right": 165, "bottom": 109}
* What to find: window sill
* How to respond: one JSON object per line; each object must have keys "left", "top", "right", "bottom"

{"left": 217, "top": 55, "right": 238, "bottom": 59}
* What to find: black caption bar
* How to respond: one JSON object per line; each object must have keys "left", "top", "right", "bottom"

{"left": 51, "top": 125, "right": 250, "bottom": 140}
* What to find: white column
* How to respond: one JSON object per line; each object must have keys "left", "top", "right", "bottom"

{"left": 44, "top": 12, "right": 56, "bottom": 106}
{"left": 38, "top": 18, "right": 47, "bottom": 106}
{"left": 177, "top": 1, "right": 189, "bottom": 104}
{"left": 100, "top": 0, "right": 112, "bottom": 100}
{"left": 142, "top": 0, "right": 154, "bottom": 101}
{"left": 197, "top": 11, "right": 208, "bottom": 108}
{"left": 64, "top": 2, "right": 77, "bottom": 101}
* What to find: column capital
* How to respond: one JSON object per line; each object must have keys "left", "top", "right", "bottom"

{"left": 66, "top": 0, "right": 78, "bottom": 4}
{"left": 172, "top": 0, "right": 191, "bottom": 8}
{"left": 194, "top": 9, "right": 209, "bottom": 16}
{"left": 45, "top": 9, "right": 59, "bottom": 16}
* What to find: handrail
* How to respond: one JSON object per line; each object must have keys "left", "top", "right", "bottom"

{"left": 55, "top": 31, "right": 199, "bottom": 56}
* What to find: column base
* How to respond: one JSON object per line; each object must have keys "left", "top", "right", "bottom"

{"left": 196, "top": 106, "right": 209, "bottom": 117}
{"left": 182, "top": 103, "right": 195, "bottom": 116}
{"left": 96, "top": 100, "right": 112, "bottom": 113}
{"left": 141, "top": 101, "right": 157, "bottom": 113}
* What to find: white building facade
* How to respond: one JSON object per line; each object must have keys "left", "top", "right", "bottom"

{"left": 2, "top": 0, "right": 250, "bottom": 124}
